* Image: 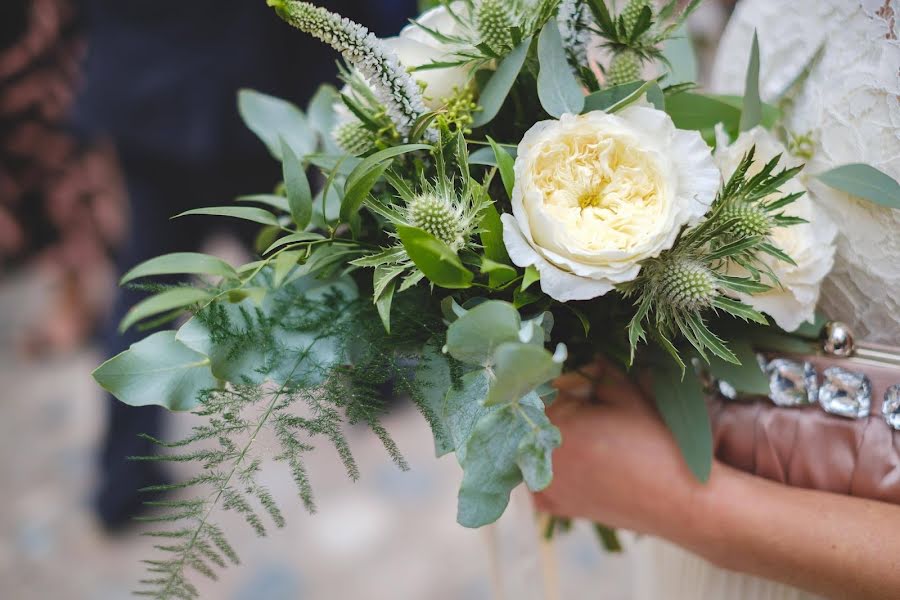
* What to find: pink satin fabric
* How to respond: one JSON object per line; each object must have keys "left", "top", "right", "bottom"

{"left": 709, "top": 354, "right": 900, "bottom": 504}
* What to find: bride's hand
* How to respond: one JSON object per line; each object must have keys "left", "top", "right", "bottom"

{"left": 533, "top": 360, "right": 703, "bottom": 542}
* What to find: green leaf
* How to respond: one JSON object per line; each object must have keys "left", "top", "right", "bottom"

{"left": 469, "top": 144, "right": 516, "bottom": 166}
{"left": 375, "top": 279, "right": 396, "bottom": 333}
{"left": 487, "top": 137, "right": 516, "bottom": 199}
{"left": 238, "top": 89, "right": 315, "bottom": 159}
{"left": 521, "top": 265, "right": 540, "bottom": 291}
{"left": 665, "top": 92, "right": 740, "bottom": 138}
{"left": 119, "top": 288, "right": 212, "bottom": 333}
{"left": 340, "top": 144, "right": 432, "bottom": 223}
{"left": 816, "top": 163, "right": 900, "bottom": 209}
{"left": 485, "top": 342, "right": 562, "bottom": 406}
{"left": 237, "top": 194, "right": 291, "bottom": 213}
{"left": 120, "top": 253, "right": 237, "bottom": 285}
{"left": 661, "top": 24, "right": 698, "bottom": 86}
{"left": 445, "top": 300, "right": 521, "bottom": 365}
{"left": 174, "top": 206, "right": 280, "bottom": 227}
{"left": 481, "top": 258, "right": 517, "bottom": 287}
{"left": 516, "top": 417, "right": 562, "bottom": 491}
{"left": 479, "top": 204, "right": 512, "bottom": 288}
{"left": 740, "top": 31, "right": 762, "bottom": 132}
{"left": 395, "top": 225, "right": 474, "bottom": 289}
{"left": 457, "top": 396, "right": 552, "bottom": 527}
{"left": 280, "top": 139, "right": 312, "bottom": 230}
{"left": 583, "top": 81, "right": 644, "bottom": 112}
{"left": 472, "top": 37, "right": 532, "bottom": 128}
{"left": 712, "top": 296, "right": 769, "bottom": 325}
{"left": 652, "top": 365, "right": 713, "bottom": 482}
{"left": 306, "top": 84, "right": 341, "bottom": 153}
{"left": 93, "top": 331, "right": 216, "bottom": 411}
{"left": 272, "top": 250, "right": 300, "bottom": 287}
{"left": 176, "top": 275, "right": 357, "bottom": 386}
{"left": 263, "top": 231, "right": 326, "bottom": 255}
{"left": 537, "top": 21, "right": 585, "bottom": 118}
{"left": 705, "top": 338, "right": 769, "bottom": 396}
{"left": 443, "top": 370, "right": 493, "bottom": 462}
{"left": 416, "top": 339, "right": 455, "bottom": 456}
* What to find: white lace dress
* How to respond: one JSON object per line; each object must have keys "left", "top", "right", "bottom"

{"left": 632, "top": 1, "right": 900, "bottom": 598}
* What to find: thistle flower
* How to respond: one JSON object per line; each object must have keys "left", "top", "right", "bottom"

{"left": 607, "top": 50, "right": 642, "bottom": 85}
{"left": 475, "top": 0, "right": 514, "bottom": 54}
{"left": 333, "top": 119, "right": 376, "bottom": 156}
{"left": 269, "top": 0, "right": 428, "bottom": 137}
{"left": 620, "top": 0, "right": 651, "bottom": 30}
{"left": 720, "top": 203, "right": 773, "bottom": 239}
{"left": 406, "top": 192, "right": 467, "bottom": 249}
{"left": 656, "top": 259, "right": 718, "bottom": 311}
{"left": 557, "top": 0, "right": 592, "bottom": 69}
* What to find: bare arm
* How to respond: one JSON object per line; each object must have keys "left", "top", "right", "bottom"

{"left": 535, "top": 362, "right": 900, "bottom": 600}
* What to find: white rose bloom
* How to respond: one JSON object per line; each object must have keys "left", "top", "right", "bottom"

{"left": 501, "top": 107, "right": 719, "bottom": 302}
{"left": 714, "top": 126, "right": 838, "bottom": 331}
{"left": 384, "top": 2, "right": 471, "bottom": 109}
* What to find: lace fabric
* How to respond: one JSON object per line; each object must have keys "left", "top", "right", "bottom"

{"left": 711, "top": 0, "right": 900, "bottom": 344}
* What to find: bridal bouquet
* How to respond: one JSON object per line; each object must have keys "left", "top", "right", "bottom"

{"left": 93, "top": 0, "right": 900, "bottom": 597}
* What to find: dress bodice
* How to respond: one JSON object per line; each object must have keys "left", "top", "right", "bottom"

{"left": 710, "top": 0, "right": 900, "bottom": 343}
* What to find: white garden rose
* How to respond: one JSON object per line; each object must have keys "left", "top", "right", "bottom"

{"left": 714, "top": 126, "right": 837, "bottom": 331}
{"left": 501, "top": 107, "right": 720, "bottom": 301}
{"left": 384, "top": 2, "right": 471, "bottom": 109}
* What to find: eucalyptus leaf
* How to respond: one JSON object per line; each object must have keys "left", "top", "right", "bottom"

{"left": 537, "top": 21, "right": 585, "bottom": 117}
{"left": 120, "top": 253, "right": 237, "bottom": 285}
{"left": 456, "top": 395, "right": 552, "bottom": 527}
{"left": 816, "top": 163, "right": 900, "bottom": 209}
{"left": 469, "top": 144, "right": 516, "bottom": 167}
{"left": 396, "top": 225, "right": 474, "bottom": 290}
{"left": 485, "top": 342, "right": 562, "bottom": 406}
{"left": 661, "top": 24, "right": 698, "bottom": 85}
{"left": 120, "top": 288, "right": 212, "bottom": 333}
{"left": 516, "top": 416, "right": 562, "bottom": 491}
{"left": 445, "top": 300, "right": 521, "bottom": 365}
{"left": 652, "top": 366, "right": 712, "bottom": 482}
{"left": 443, "top": 370, "right": 493, "bottom": 462}
{"left": 415, "top": 339, "right": 455, "bottom": 456}
{"left": 583, "top": 81, "right": 644, "bottom": 112}
{"left": 280, "top": 139, "right": 313, "bottom": 230}
{"left": 472, "top": 37, "right": 532, "bottom": 128}
{"left": 238, "top": 89, "right": 315, "bottom": 159}
{"left": 307, "top": 84, "right": 341, "bottom": 154}
{"left": 93, "top": 331, "right": 216, "bottom": 411}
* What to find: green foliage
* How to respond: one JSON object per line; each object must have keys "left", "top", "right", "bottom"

{"left": 740, "top": 32, "right": 762, "bottom": 132}
{"left": 238, "top": 89, "right": 316, "bottom": 159}
{"left": 437, "top": 301, "right": 565, "bottom": 526}
{"left": 537, "top": 20, "right": 585, "bottom": 117}
{"left": 471, "top": 36, "right": 532, "bottom": 127}
{"left": 816, "top": 163, "right": 900, "bottom": 209}
{"left": 93, "top": 331, "right": 216, "bottom": 411}
{"left": 119, "top": 279, "right": 444, "bottom": 599}
{"left": 652, "top": 362, "right": 712, "bottom": 481}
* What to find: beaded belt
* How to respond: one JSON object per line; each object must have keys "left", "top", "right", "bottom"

{"left": 721, "top": 321, "right": 900, "bottom": 429}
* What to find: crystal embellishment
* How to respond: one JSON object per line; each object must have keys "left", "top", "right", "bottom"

{"left": 818, "top": 367, "right": 871, "bottom": 419}
{"left": 883, "top": 385, "right": 900, "bottom": 430}
{"left": 765, "top": 359, "right": 817, "bottom": 407}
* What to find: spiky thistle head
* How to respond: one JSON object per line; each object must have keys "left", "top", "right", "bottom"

{"left": 655, "top": 258, "right": 718, "bottom": 311}
{"left": 620, "top": 0, "right": 652, "bottom": 31}
{"left": 406, "top": 191, "right": 468, "bottom": 250}
{"left": 333, "top": 120, "right": 375, "bottom": 156}
{"left": 607, "top": 50, "right": 642, "bottom": 85}
{"left": 475, "top": 0, "right": 514, "bottom": 53}
{"left": 720, "top": 203, "right": 773, "bottom": 239}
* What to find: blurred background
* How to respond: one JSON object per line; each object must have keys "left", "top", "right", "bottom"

{"left": 0, "top": 1, "right": 734, "bottom": 598}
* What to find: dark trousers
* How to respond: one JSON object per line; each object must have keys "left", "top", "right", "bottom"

{"left": 95, "top": 148, "right": 279, "bottom": 527}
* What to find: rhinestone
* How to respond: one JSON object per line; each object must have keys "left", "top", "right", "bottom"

{"left": 818, "top": 367, "right": 871, "bottom": 419}
{"left": 883, "top": 385, "right": 900, "bottom": 430}
{"left": 718, "top": 380, "right": 738, "bottom": 401}
{"left": 822, "top": 321, "right": 855, "bottom": 357}
{"left": 765, "top": 359, "right": 817, "bottom": 407}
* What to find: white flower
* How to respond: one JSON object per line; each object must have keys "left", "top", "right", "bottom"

{"left": 714, "top": 126, "right": 837, "bottom": 331}
{"left": 385, "top": 2, "right": 472, "bottom": 109}
{"left": 501, "top": 107, "right": 719, "bottom": 302}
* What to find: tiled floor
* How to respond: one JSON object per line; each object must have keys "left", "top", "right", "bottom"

{"left": 0, "top": 271, "right": 634, "bottom": 600}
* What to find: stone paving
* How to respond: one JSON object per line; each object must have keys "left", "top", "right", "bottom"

{"left": 0, "top": 270, "right": 634, "bottom": 600}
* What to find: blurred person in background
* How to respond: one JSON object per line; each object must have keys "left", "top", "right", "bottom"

{"left": 72, "top": 0, "right": 418, "bottom": 529}
{"left": 0, "top": 0, "right": 124, "bottom": 354}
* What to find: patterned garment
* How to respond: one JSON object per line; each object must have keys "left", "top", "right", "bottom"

{"left": 0, "top": 0, "right": 123, "bottom": 272}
